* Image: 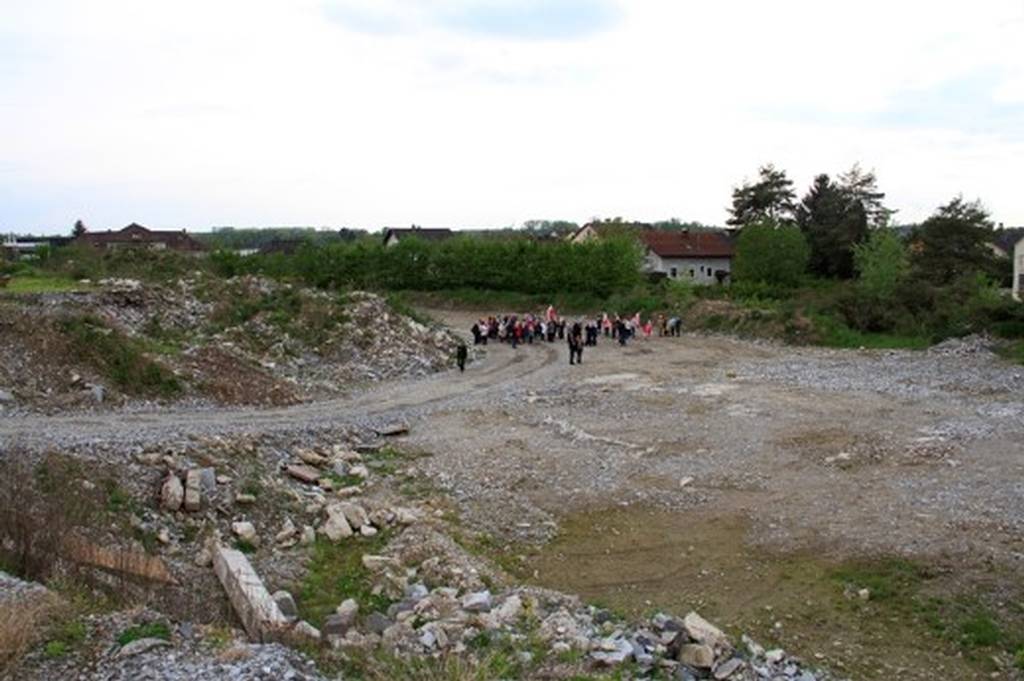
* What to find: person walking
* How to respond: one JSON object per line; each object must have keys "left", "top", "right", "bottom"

{"left": 568, "top": 324, "right": 583, "bottom": 365}
{"left": 456, "top": 343, "right": 468, "bottom": 372}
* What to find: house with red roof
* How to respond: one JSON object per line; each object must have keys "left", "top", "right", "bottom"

{"left": 638, "top": 230, "right": 734, "bottom": 285}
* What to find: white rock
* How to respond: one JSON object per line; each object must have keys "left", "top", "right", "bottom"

{"left": 231, "top": 521, "right": 257, "bottom": 543}
{"left": 160, "top": 475, "right": 184, "bottom": 512}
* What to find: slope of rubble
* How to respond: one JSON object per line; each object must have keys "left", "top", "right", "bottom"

{"left": 0, "top": 276, "right": 460, "bottom": 413}
{"left": 2, "top": 427, "right": 834, "bottom": 681}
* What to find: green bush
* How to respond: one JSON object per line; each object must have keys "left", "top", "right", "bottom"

{"left": 732, "top": 220, "right": 810, "bottom": 287}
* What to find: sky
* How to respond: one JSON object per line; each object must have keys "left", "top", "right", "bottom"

{"left": 1, "top": 0, "right": 1023, "bottom": 235}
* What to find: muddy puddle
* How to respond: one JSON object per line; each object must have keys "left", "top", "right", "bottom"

{"left": 516, "top": 506, "right": 1012, "bottom": 681}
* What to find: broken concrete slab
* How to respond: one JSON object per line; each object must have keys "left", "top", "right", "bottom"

{"left": 211, "top": 543, "right": 291, "bottom": 643}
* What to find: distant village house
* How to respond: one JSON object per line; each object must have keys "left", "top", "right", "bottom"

{"left": 1014, "top": 235, "right": 1024, "bottom": 302}
{"left": 569, "top": 222, "right": 734, "bottom": 285}
{"left": 74, "top": 223, "right": 205, "bottom": 253}
{"left": 382, "top": 226, "right": 454, "bottom": 247}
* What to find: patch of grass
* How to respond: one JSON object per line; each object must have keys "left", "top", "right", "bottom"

{"left": 57, "top": 314, "right": 182, "bottom": 397}
{"left": 296, "top": 532, "right": 394, "bottom": 630}
{"left": 234, "top": 539, "right": 257, "bottom": 554}
{"left": 813, "top": 314, "right": 931, "bottom": 350}
{"left": 959, "top": 612, "right": 1002, "bottom": 648}
{"left": 42, "top": 619, "right": 87, "bottom": 659}
{"left": 830, "top": 557, "right": 928, "bottom": 602}
{"left": 997, "top": 340, "right": 1024, "bottom": 366}
{"left": 116, "top": 621, "right": 170, "bottom": 646}
{"left": 3, "top": 274, "right": 88, "bottom": 294}
{"left": 42, "top": 640, "right": 68, "bottom": 658}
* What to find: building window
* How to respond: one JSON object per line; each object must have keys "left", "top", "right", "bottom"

{"left": 670, "top": 267, "right": 677, "bottom": 278}
{"left": 689, "top": 269, "right": 695, "bottom": 278}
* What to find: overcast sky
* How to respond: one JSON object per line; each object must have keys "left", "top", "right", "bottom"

{"left": 2, "top": 0, "right": 1022, "bottom": 234}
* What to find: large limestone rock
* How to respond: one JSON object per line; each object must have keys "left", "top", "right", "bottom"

{"left": 160, "top": 474, "right": 184, "bottom": 511}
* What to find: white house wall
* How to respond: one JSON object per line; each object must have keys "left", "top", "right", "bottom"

{"left": 644, "top": 252, "right": 731, "bottom": 285}
{"left": 1014, "top": 237, "right": 1023, "bottom": 301}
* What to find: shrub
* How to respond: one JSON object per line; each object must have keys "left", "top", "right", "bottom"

{"left": 853, "top": 228, "right": 908, "bottom": 299}
{"left": 57, "top": 315, "right": 181, "bottom": 397}
{"left": 732, "top": 220, "right": 810, "bottom": 287}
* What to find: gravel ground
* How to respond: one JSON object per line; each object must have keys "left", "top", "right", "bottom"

{"left": 3, "top": 314, "right": 1021, "bottom": 571}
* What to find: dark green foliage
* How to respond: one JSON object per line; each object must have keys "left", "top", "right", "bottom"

{"left": 732, "top": 220, "right": 810, "bottom": 286}
{"left": 796, "top": 174, "right": 867, "bottom": 278}
{"left": 57, "top": 315, "right": 182, "bottom": 397}
{"left": 727, "top": 164, "right": 797, "bottom": 226}
{"left": 251, "top": 234, "right": 643, "bottom": 298}
{"left": 912, "top": 197, "right": 1000, "bottom": 285}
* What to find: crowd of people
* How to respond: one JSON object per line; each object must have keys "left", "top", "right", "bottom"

{"left": 467, "top": 305, "right": 682, "bottom": 366}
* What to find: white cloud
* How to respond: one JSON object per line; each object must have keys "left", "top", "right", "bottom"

{"left": 0, "top": 0, "right": 1022, "bottom": 232}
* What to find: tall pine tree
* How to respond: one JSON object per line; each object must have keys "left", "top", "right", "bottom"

{"left": 727, "top": 164, "right": 797, "bottom": 227}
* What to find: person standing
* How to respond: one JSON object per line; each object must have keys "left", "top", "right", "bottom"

{"left": 456, "top": 343, "right": 468, "bottom": 372}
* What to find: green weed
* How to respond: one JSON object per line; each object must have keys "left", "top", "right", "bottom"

{"left": 116, "top": 621, "right": 171, "bottom": 646}
{"left": 296, "top": 533, "right": 394, "bottom": 629}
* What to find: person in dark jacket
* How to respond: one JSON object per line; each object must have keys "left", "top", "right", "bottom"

{"left": 456, "top": 343, "right": 468, "bottom": 372}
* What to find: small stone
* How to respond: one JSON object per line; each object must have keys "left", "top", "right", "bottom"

{"left": 0, "top": 389, "right": 15, "bottom": 403}
{"left": 461, "top": 590, "right": 492, "bottom": 613}
{"left": 286, "top": 464, "right": 321, "bottom": 484}
{"left": 360, "top": 525, "right": 378, "bottom": 537}
{"left": 116, "top": 637, "right": 172, "bottom": 659}
{"left": 160, "top": 474, "right": 184, "bottom": 512}
{"left": 297, "top": 449, "right": 327, "bottom": 466}
{"left": 232, "top": 521, "right": 257, "bottom": 543}
{"left": 764, "top": 649, "right": 785, "bottom": 663}
{"left": 184, "top": 469, "right": 203, "bottom": 512}
{"left": 216, "top": 474, "right": 232, "bottom": 485}
{"left": 275, "top": 519, "right": 297, "bottom": 544}
{"left": 678, "top": 643, "right": 715, "bottom": 669}
{"left": 157, "top": 528, "right": 171, "bottom": 545}
{"left": 406, "top": 584, "right": 429, "bottom": 601}
{"left": 322, "top": 614, "right": 350, "bottom": 639}
{"left": 235, "top": 493, "right": 256, "bottom": 505}
{"left": 683, "top": 612, "right": 728, "bottom": 648}
{"left": 197, "top": 468, "right": 217, "bottom": 495}
{"left": 365, "top": 612, "right": 392, "bottom": 635}
{"left": 273, "top": 590, "right": 298, "bottom": 620}
{"left": 361, "top": 554, "right": 396, "bottom": 570}
{"left": 349, "top": 465, "right": 369, "bottom": 479}
{"left": 335, "top": 599, "right": 359, "bottom": 628}
{"left": 300, "top": 525, "right": 316, "bottom": 546}
{"left": 321, "top": 510, "right": 353, "bottom": 542}
{"left": 335, "top": 502, "right": 370, "bottom": 529}
{"left": 858, "top": 588, "right": 870, "bottom": 601}
{"left": 376, "top": 422, "right": 409, "bottom": 437}
{"left": 714, "top": 658, "right": 745, "bottom": 679}
{"left": 194, "top": 547, "right": 212, "bottom": 567}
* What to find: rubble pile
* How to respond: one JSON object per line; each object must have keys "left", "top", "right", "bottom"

{"left": 0, "top": 276, "right": 461, "bottom": 412}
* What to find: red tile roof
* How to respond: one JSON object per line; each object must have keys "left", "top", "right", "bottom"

{"left": 639, "top": 230, "right": 733, "bottom": 258}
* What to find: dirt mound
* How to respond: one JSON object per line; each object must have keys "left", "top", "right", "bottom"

{"left": 0, "top": 277, "right": 460, "bottom": 413}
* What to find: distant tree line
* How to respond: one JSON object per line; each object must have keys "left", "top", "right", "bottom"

{"left": 211, "top": 234, "right": 644, "bottom": 298}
